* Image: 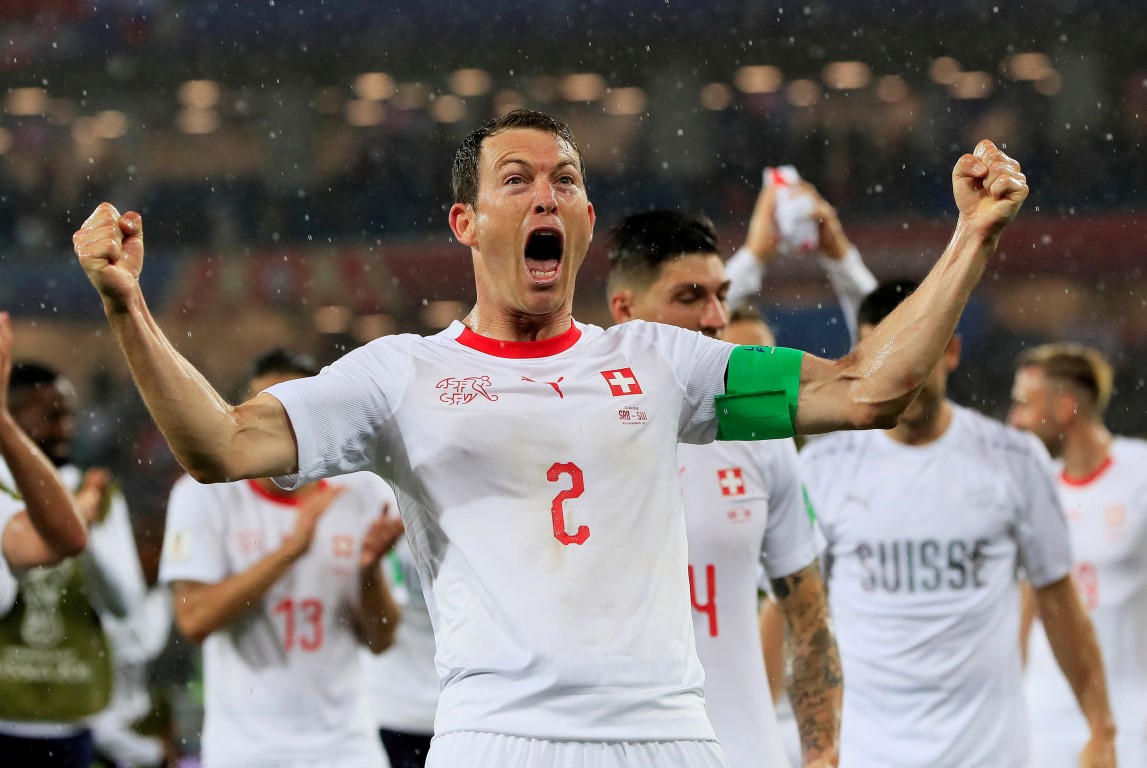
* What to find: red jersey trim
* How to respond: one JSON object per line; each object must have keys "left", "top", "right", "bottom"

{"left": 246, "top": 479, "right": 329, "bottom": 506}
{"left": 455, "top": 322, "right": 582, "bottom": 359}
{"left": 1060, "top": 455, "right": 1113, "bottom": 487}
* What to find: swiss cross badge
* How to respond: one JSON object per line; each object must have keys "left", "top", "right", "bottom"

{"left": 717, "top": 468, "right": 745, "bottom": 497}
{"left": 600, "top": 367, "right": 642, "bottom": 396}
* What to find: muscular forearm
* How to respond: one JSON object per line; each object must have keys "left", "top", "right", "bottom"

{"left": 355, "top": 564, "right": 401, "bottom": 653}
{"left": 173, "top": 545, "right": 301, "bottom": 644}
{"left": 759, "top": 597, "right": 787, "bottom": 706}
{"left": 1038, "top": 578, "right": 1116, "bottom": 741}
{"left": 798, "top": 223, "right": 993, "bottom": 434}
{"left": 0, "top": 412, "right": 87, "bottom": 561}
{"left": 105, "top": 292, "right": 294, "bottom": 482}
{"left": 774, "top": 564, "right": 842, "bottom": 764}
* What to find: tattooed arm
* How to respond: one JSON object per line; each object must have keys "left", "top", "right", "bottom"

{"left": 772, "top": 561, "right": 842, "bottom": 767}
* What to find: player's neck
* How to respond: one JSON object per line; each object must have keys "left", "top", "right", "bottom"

{"left": 1060, "top": 420, "right": 1113, "bottom": 481}
{"left": 462, "top": 305, "right": 575, "bottom": 342}
{"left": 885, "top": 400, "right": 953, "bottom": 446}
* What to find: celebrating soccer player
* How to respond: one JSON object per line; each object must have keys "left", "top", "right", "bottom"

{"left": 74, "top": 109, "right": 1028, "bottom": 767}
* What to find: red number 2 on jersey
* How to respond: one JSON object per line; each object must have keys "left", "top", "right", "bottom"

{"left": 547, "top": 462, "right": 590, "bottom": 545}
{"left": 273, "top": 597, "right": 325, "bottom": 651}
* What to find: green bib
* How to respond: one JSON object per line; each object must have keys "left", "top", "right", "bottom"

{"left": 0, "top": 559, "right": 113, "bottom": 721}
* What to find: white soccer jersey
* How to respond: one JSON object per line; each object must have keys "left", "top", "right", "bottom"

{"left": 266, "top": 319, "right": 739, "bottom": 741}
{"left": 1025, "top": 436, "right": 1147, "bottom": 765}
{"left": 363, "top": 535, "right": 439, "bottom": 735}
{"left": 800, "top": 404, "right": 1072, "bottom": 768}
{"left": 0, "top": 503, "right": 18, "bottom": 619}
{"left": 159, "top": 472, "right": 396, "bottom": 768}
{"left": 679, "top": 438, "right": 821, "bottom": 768}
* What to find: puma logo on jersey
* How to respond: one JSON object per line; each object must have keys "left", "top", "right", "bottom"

{"left": 521, "top": 376, "right": 565, "bottom": 398}
{"left": 436, "top": 376, "right": 499, "bottom": 405}
{"left": 600, "top": 368, "right": 642, "bottom": 396}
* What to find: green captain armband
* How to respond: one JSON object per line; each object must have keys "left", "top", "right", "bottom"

{"left": 715, "top": 345, "right": 804, "bottom": 441}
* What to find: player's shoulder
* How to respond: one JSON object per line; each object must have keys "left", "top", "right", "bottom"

{"left": 951, "top": 404, "right": 1044, "bottom": 460}
{"left": 336, "top": 331, "right": 422, "bottom": 365}
{"left": 602, "top": 319, "right": 709, "bottom": 344}
{"left": 1112, "top": 434, "right": 1147, "bottom": 463}
{"left": 327, "top": 471, "right": 396, "bottom": 507}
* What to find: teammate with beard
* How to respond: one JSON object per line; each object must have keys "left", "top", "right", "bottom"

{"left": 0, "top": 352, "right": 145, "bottom": 766}
{"left": 1010, "top": 343, "right": 1146, "bottom": 766}
{"left": 801, "top": 281, "right": 1117, "bottom": 768}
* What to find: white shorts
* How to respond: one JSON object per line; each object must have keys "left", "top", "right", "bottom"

{"left": 426, "top": 731, "right": 729, "bottom": 768}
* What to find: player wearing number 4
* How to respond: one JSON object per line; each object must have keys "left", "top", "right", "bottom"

{"left": 801, "top": 282, "right": 1117, "bottom": 768}
{"left": 77, "top": 108, "right": 1028, "bottom": 767}
{"left": 1010, "top": 343, "right": 1147, "bottom": 767}
{"left": 158, "top": 349, "right": 403, "bottom": 768}
{"left": 607, "top": 212, "right": 841, "bottom": 768}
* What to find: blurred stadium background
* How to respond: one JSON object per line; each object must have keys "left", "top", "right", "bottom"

{"left": 0, "top": 0, "right": 1144, "bottom": 591}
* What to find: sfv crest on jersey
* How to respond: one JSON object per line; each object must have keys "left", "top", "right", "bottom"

{"left": 600, "top": 367, "right": 642, "bottom": 396}
{"left": 436, "top": 375, "right": 499, "bottom": 405}
{"left": 717, "top": 467, "right": 746, "bottom": 497}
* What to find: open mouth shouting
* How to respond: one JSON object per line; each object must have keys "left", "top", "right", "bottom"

{"left": 524, "top": 228, "right": 564, "bottom": 285}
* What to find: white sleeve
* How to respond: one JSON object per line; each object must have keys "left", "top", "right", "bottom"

{"left": 1008, "top": 433, "right": 1074, "bottom": 589}
{"left": 757, "top": 439, "right": 825, "bottom": 583}
{"left": 0, "top": 467, "right": 24, "bottom": 616}
{"left": 817, "top": 246, "right": 877, "bottom": 345}
{"left": 642, "top": 323, "right": 736, "bottom": 445}
{"left": 0, "top": 511, "right": 18, "bottom": 618}
{"left": 725, "top": 246, "right": 767, "bottom": 311}
{"left": 159, "top": 476, "right": 229, "bottom": 586}
{"left": 265, "top": 339, "right": 413, "bottom": 489}
{"left": 80, "top": 486, "right": 147, "bottom": 618}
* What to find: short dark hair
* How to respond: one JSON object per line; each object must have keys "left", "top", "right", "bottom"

{"left": 248, "top": 348, "right": 319, "bottom": 385}
{"left": 9, "top": 361, "right": 63, "bottom": 395}
{"left": 606, "top": 210, "right": 720, "bottom": 294}
{"left": 729, "top": 303, "right": 766, "bottom": 325}
{"left": 451, "top": 109, "right": 586, "bottom": 207}
{"left": 1016, "top": 342, "right": 1114, "bottom": 414}
{"left": 857, "top": 279, "right": 920, "bottom": 327}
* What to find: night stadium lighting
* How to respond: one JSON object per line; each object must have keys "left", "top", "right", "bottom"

{"left": 354, "top": 72, "right": 396, "bottom": 101}
{"left": 734, "top": 66, "right": 783, "bottom": 94}
{"left": 699, "top": 83, "right": 734, "bottom": 110}
{"left": 822, "top": 61, "right": 872, "bottom": 90}
{"left": 603, "top": 87, "right": 647, "bottom": 116}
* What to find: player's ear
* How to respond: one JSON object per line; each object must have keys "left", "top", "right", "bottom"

{"left": 609, "top": 289, "right": 634, "bottom": 324}
{"left": 450, "top": 202, "right": 478, "bottom": 247}
{"left": 1055, "top": 390, "right": 1080, "bottom": 424}
{"left": 943, "top": 334, "right": 961, "bottom": 371}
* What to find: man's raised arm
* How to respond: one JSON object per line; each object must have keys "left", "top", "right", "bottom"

{"left": 73, "top": 204, "right": 297, "bottom": 482}
{"left": 793, "top": 140, "right": 1028, "bottom": 434}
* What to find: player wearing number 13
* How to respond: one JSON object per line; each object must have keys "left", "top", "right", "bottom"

{"left": 75, "top": 108, "right": 1029, "bottom": 767}
{"left": 158, "top": 350, "right": 403, "bottom": 768}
